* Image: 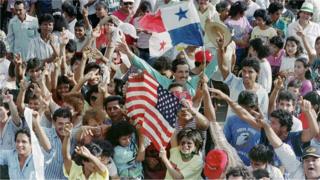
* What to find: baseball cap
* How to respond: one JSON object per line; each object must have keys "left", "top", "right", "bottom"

{"left": 204, "top": 149, "right": 228, "bottom": 179}
{"left": 302, "top": 146, "right": 320, "bottom": 159}
{"left": 195, "top": 50, "right": 213, "bottom": 63}
{"left": 123, "top": 0, "right": 134, "bottom": 3}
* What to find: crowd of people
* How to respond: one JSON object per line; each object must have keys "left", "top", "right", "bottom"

{"left": 0, "top": 0, "right": 320, "bottom": 179}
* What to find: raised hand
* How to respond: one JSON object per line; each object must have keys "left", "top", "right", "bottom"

{"left": 159, "top": 146, "right": 167, "bottom": 160}
{"left": 82, "top": 7, "right": 88, "bottom": 17}
{"left": 63, "top": 123, "right": 73, "bottom": 138}
{"left": 2, "top": 90, "right": 13, "bottom": 103}
{"left": 60, "top": 30, "right": 70, "bottom": 46}
{"left": 92, "top": 26, "right": 101, "bottom": 38}
{"left": 84, "top": 69, "right": 100, "bottom": 81}
{"left": 216, "top": 31, "right": 225, "bottom": 49}
{"left": 91, "top": 48, "right": 104, "bottom": 59}
{"left": 13, "top": 53, "right": 23, "bottom": 65}
{"left": 32, "top": 110, "right": 41, "bottom": 126}
{"left": 273, "top": 76, "right": 284, "bottom": 90}
{"left": 300, "top": 99, "right": 312, "bottom": 113}
{"left": 19, "top": 79, "right": 30, "bottom": 91}
{"left": 209, "top": 88, "right": 228, "bottom": 100}
{"left": 75, "top": 146, "right": 92, "bottom": 158}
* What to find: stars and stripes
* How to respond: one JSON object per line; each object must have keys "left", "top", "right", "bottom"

{"left": 126, "top": 71, "right": 180, "bottom": 150}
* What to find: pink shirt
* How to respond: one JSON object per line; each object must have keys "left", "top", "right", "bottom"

{"left": 267, "top": 49, "right": 285, "bottom": 67}
{"left": 300, "top": 80, "right": 313, "bottom": 96}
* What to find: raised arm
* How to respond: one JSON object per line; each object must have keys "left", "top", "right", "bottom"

{"left": 16, "top": 80, "right": 29, "bottom": 115}
{"left": 296, "top": 28, "right": 316, "bottom": 64}
{"left": 258, "top": 115, "right": 282, "bottom": 148}
{"left": 211, "top": 88, "right": 261, "bottom": 129}
{"left": 62, "top": 123, "right": 73, "bottom": 175}
{"left": 75, "top": 145, "right": 108, "bottom": 175}
{"left": 300, "top": 99, "right": 320, "bottom": 142}
{"left": 159, "top": 145, "right": 184, "bottom": 179}
{"left": 268, "top": 77, "right": 284, "bottom": 116}
{"left": 3, "top": 92, "right": 21, "bottom": 126}
{"left": 32, "top": 111, "right": 51, "bottom": 152}
{"left": 216, "top": 33, "right": 230, "bottom": 80}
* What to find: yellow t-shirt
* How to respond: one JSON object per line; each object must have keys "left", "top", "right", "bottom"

{"left": 164, "top": 147, "right": 203, "bottom": 180}
{"left": 250, "top": 26, "right": 277, "bottom": 44}
{"left": 63, "top": 160, "right": 109, "bottom": 180}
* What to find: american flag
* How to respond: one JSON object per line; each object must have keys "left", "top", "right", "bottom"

{"left": 126, "top": 71, "right": 180, "bottom": 150}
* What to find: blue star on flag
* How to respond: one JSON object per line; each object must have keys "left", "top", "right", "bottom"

{"left": 175, "top": 7, "right": 188, "bottom": 21}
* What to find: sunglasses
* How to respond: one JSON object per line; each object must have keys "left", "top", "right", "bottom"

{"left": 124, "top": 2, "right": 133, "bottom": 5}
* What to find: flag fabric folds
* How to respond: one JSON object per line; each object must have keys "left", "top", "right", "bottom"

{"left": 126, "top": 71, "right": 180, "bottom": 150}
{"left": 139, "top": 1, "right": 203, "bottom": 57}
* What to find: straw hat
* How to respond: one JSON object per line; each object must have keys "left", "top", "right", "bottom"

{"left": 205, "top": 21, "right": 232, "bottom": 48}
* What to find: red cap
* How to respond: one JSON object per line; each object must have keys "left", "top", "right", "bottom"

{"left": 195, "top": 50, "right": 213, "bottom": 63}
{"left": 204, "top": 149, "right": 228, "bottom": 179}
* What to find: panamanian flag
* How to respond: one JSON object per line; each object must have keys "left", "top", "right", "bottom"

{"left": 139, "top": 1, "right": 204, "bottom": 57}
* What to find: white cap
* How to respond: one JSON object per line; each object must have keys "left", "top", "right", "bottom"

{"left": 118, "top": 23, "right": 138, "bottom": 39}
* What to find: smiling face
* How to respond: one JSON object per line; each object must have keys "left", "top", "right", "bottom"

{"left": 16, "top": 133, "right": 32, "bottom": 156}
{"left": 303, "top": 156, "right": 320, "bottom": 178}
{"left": 54, "top": 117, "right": 71, "bottom": 137}
{"left": 173, "top": 64, "right": 189, "bottom": 85}
{"left": 285, "top": 40, "right": 298, "bottom": 57}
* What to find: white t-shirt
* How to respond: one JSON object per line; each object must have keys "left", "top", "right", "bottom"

{"left": 0, "top": 58, "right": 11, "bottom": 89}
{"left": 258, "top": 59, "right": 272, "bottom": 93}
{"left": 224, "top": 73, "right": 269, "bottom": 119}
{"left": 288, "top": 20, "right": 320, "bottom": 53}
{"left": 250, "top": 26, "right": 277, "bottom": 44}
{"left": 279, "top": 54, "right": 307, "bottom": 73}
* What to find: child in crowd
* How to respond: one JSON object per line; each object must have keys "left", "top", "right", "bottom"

{"left": 267, "top": 36, "right": 285, "bottom": 77}
{"left": 250, "top": 9, "right": 277, "bottom": 44}
{"left": 279, "top": 36, "right": 304, "bottom": 74}
{"left": 291, "top": 58, "right": 313, "bottom": 96}
{"left": 106, "top": 120, "right": 144, "bottom": 179}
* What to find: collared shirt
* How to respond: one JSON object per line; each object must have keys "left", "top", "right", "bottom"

{"left": 43, "top": 128, "right": 67, "bottom": 180}
{"left": 0, "top": 150, "right": 36, "bottom": 179}
{"left": 27, "top": 35, "right": 59, "bottom": 61}
{"left": 7, "top": 14, "right": 38, "bottom": 60}
{"left": 0, "top": 117, "right": 23, "bottom": 150}
{"left": 223, "top": 73, "right": 269, "bottom": 119}
{"left": 288, "top": 20, "right": 320, "bottom": 52}
{"left": 131, "top": 55, "right": 218, "bottom": 96}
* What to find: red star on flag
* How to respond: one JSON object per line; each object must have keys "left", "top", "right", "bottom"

{"left": 159, "top": 41, "right": 166, "bottom": 51}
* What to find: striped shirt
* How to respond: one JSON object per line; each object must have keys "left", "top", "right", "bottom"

{"left": 43, "top": 128, "right": 68, "bottom": 180}
{"left": 26, "top": 35, "right": 58, "bottom": 61}
{"left": 0, "top": 117, "right": 23, "bottom": 150}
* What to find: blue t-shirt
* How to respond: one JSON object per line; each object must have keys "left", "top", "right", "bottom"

{"left": 223, "top": 115, "right": 261, "bottom": 166}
